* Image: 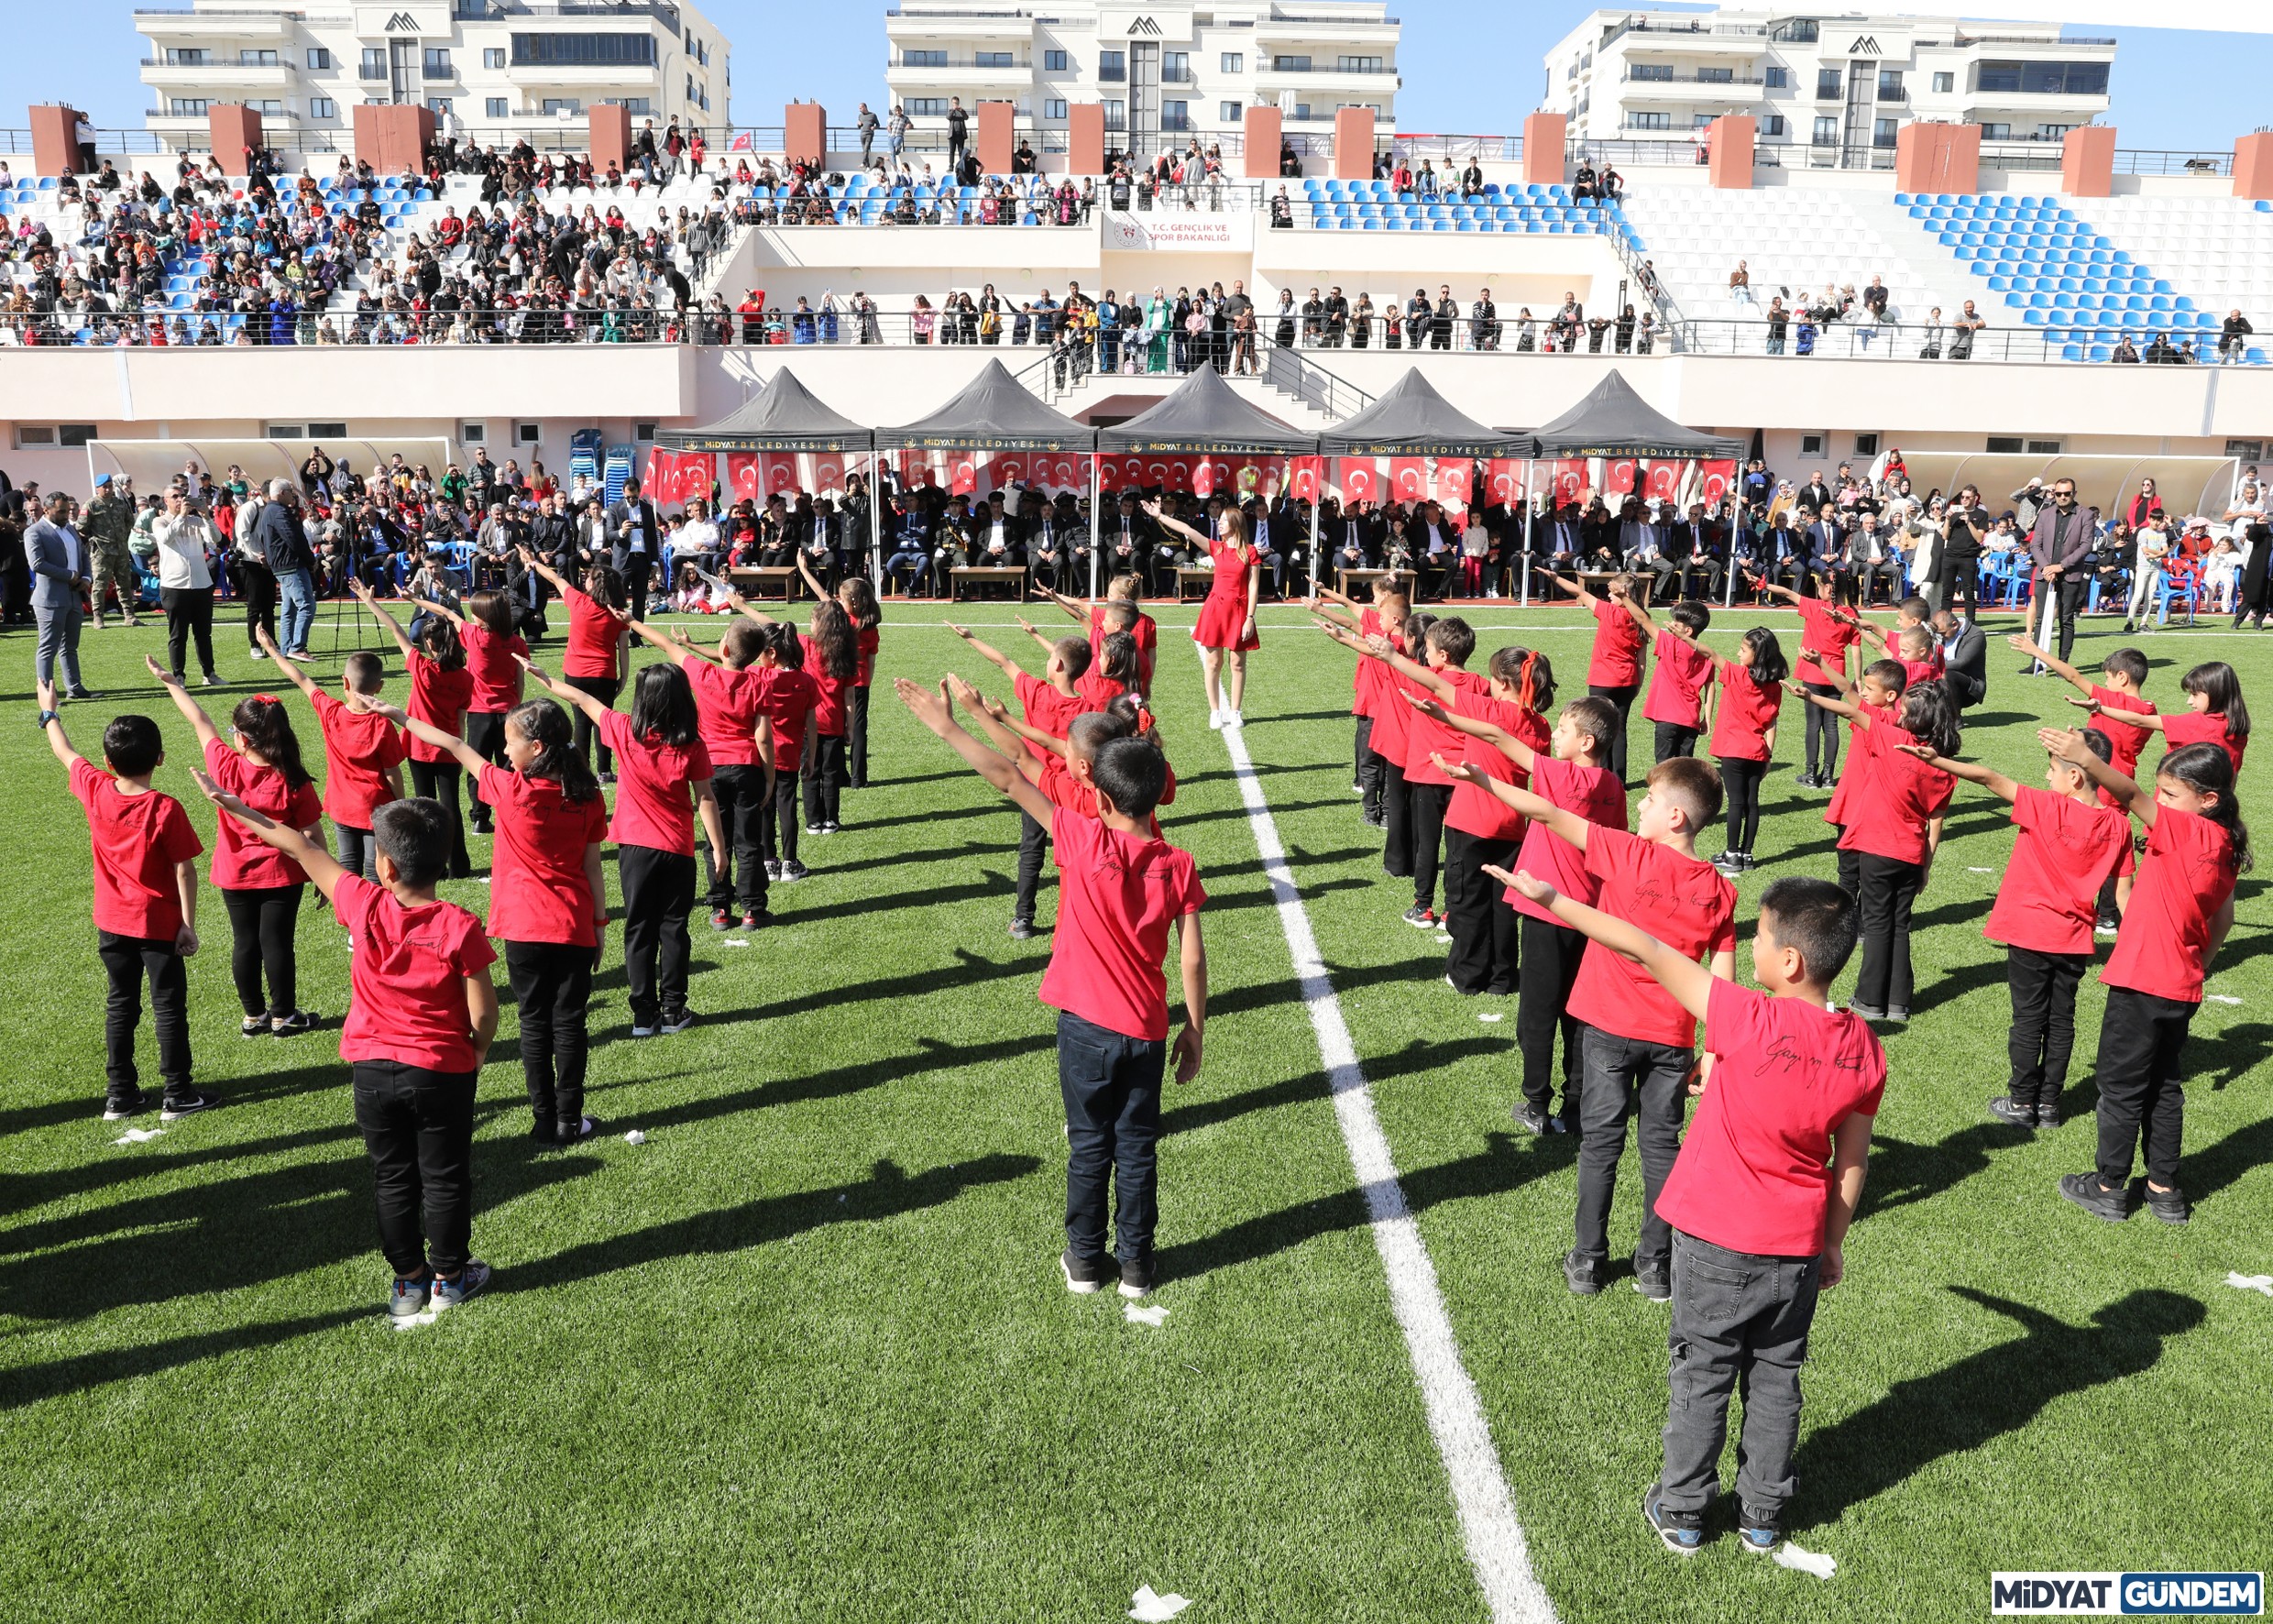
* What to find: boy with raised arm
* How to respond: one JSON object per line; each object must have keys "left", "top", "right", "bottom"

{"left": 897, "top": 677, "right": 1206, "bottom": 1300}
{"left": 1488, "top": 865, "right": 1881, "bottom": 1558}
{"left": 2009, "top": 633, "right": 2154, "bottom": 933}
{"left": 949, "top": 620, "right": 1091, "bottom": 940}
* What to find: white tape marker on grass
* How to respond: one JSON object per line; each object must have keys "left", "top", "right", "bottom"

{"left": 1205, "top": 656, "right": 1556, "bottom": 1624}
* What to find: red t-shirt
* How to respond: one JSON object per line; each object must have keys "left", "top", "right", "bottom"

{"left": 1348, "top": 608, "right": 1386, "bottom": 719}
{"left": 460, "top": 620, "right": 527, "bottom": 715}
{"left": 1508, "top": 754, "right": 1628, "bottom": 926}
{"left": 1587, "top": 595, "right": 1645, "bottom": 687}
{"left": 2102, "top": 805, "right": 2239, "bottom": 1004}
{"left": 1093, "top": 604, "right": 1158, "bottom": 694}
{"left": 1987, "top": 786, "right": 2134, "bottom": 958}
{"left": 203, "top": 738, "right": 322, "bottom": 891}
{"left": 69, "top": 759, "right": 203, "bottom": 939}
{"left": 1569, "top": 826, "right": 1736, "bottom": 1048}
{"left": 478, "top": 763, "right": 608, "bottom": 947}
{"left": 800, "top": 632, "right": 852, "bottom": 738}
{"left": 1896, "top": 656, "right": 1941, "bottom": 691}
{"left": 1823, "top": 699, "right": 1894, "bottom": 828}
{"left": 1657, "top": 979, "right": 1887, "bottom": 1257}
{"left": 1016, "top": 671, "right": 1085, "bottom": 741}
{"left": 1642, "top": 631, "right": 1715, "bottom": 729}
{"left": 1367, "top": 640, "right": 1417, "bottom": 766}
{"left": 753, "top": 664, "right": 820, "bottom": 763}
{"left": 1405, "top": 667, "right": 1488, "bottom": 788}
{"left": 1445, "top": 692, "right": 1545, "bottom": 842}
{"left": 2160, "top": 708, "right": 2246, "bottom": 777}
{"left": 562, "top": 586, "right": 622, "bottom": 681}
{"left": 333, "top": 873, "right": 496, "bottom": 1073}
{"left": 408, "top": 652, "right": 477, "bottom": 765}
{"left": 1836, "top": 722, "right": 1953, "bottom": 865}
{"left": 681, "top": 655, "right": 767, "bottom": 768}
{"left": 311, "top": 689, "right": 407, "bottom": 829}
{"left": 854, "top": 624, "right": 880, "bottom": 688}
{"left": 2086, "top": 685, "right": 2152, "bottom": 807}
{"left": 1075, "top": 669, "right": 1129, "bottom": 710}
{"left": 599, "top": 709, "right": 713, "bottom": 855}
{"left": 1794, "top": 599, "right": 1860, "bottom": 686}
{"left": 1708, "top": 661, "right": 1783, "bottom": 763}
{"left": 1037, "top": 811, "right": 1206, "bottom": 1042}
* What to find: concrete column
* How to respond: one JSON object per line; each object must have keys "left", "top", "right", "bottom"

{"left": 1521, "top": 111, "right": 1567, "bottom": 187}
{"left": 208, "top": 105, "right": 265, "bottom": 175}
{"left": 588, "top": 104, "right": 631, "bottom": 174}
{"left": 30, "top": 104, "right": 86, "bottom": 178}
{"left": 351, "top": 104, "right": 434, "bottom": 175}
{"left": 977, "top": 101, "right": 1014, "bottom": 175}
{"left": 2060, "top": 126, "right": 2114, "bottom": 197}
{"left": 1706, "top": 115, "right": 1755, "bottom": 189}
{"left": 785, "top": 102, "right": 826, "bottom": 168}
{"left": 1332, "top": 105, "right": 1375, "bottom": 181}
{"left": 1243, "top": 104, "right": 1281, "bottom": 180}
{"left": 2235, "top": 132, "right": 2273, "bottom": 202}
{"left": 1894, "top": 121, "right": 1980, "bottom": 195}
{"left": 1069, "top": 103, "right": 1105, "bottom": 176}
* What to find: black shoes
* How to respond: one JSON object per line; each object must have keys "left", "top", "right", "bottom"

{"left": 1563, "top": 1249, "right": 1604, "bottom": 1296}
{"left": 1631, "top": 1265, "right": 1672, "bottom": 1302}
{"left": 1060, "top": 1247, "right": 1105, "bottom": 1295}
{"left": 2143, "top": 1185, "right": 2191, "bottom": 1225}
{"left": 1511, "top": 1101, "right": 1551, "bottom": 1136}
{"left": 1009, "top": 917, "right": 1038, "bottom": 940}
{"left": 2059, "top": 1170, "right": 2132, "bottom": 1222}
{"left": 1989, "top": 1095, "right": 2038, "bottom": 1131}
{"left": 1117, "top": 1256, "right": 1156, "bottom": 1300}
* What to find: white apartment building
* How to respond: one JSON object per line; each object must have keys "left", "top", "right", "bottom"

{"left": 1544, "top": 9, "right": 2114, "bottom": 170}
{"left": 883, "top": 1, "right": 1399, "bottom": 157}
{"left": 136, "top": 0, "right": 730, "bottom": 155}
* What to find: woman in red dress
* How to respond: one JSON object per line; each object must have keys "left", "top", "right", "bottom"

{"left": 1155, "top": 499, "right": 1260, "bottom": 728}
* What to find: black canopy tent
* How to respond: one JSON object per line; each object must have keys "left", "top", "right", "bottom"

{"left": 1318, "top": 368, "right": 1521, "bottom": 458}
{"left": 1096, "top": 365, "right": 1323, "bottom": 455}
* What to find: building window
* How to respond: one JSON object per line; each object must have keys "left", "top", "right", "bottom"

{"left": 616, "top": 97, "right": 651, "bottom": 115}
{"left": 306, "top": 48, "right": 332, "bottom": 71}
{"left": 1045, "top": 48, "right": 1068, "bottom": 71}
{"left": 312, "top": 97, "right": 337, "bottom": 119}
{"left": 239, "top": 49, "right": 280, "bottom": 66}
{"left": 456, "top": 0, "right": 488, "bottom": 15}
{"left": 1099, "top": 49, "right": 1125, "bottom": 82}
{"left": 1163, "top": 100, "right": 1191, "bottom": 131}
{"left": 483, "top": 48, "right": 506, "bottom": 70}
{"left": 427, "top": 97, "right": 454, "bottom": 116}
{"left": 2039, "top": 123, "right": 2076, "bottom": 139}
{"left": 1932, "top": 71, "right": 1954, "bottom": 93}
{"left": 484, "top": 97, "right": 509, "bottom": 118}
{"left": 908, "top": 97, "right": 947, "bottom": 116}
{"left": 1221, "top": 51, "right": 1242, "bottom": 72}
{"left": 1973, "top": 60, "right": 2109, "bottom": 96}
{"left": 1878, "top": 68, "right": 1904, "bottom": 100}
{"left": 1692, "top": 114, "right": 1714, "bottom": 127}
{"left": 903, "top": 49, "right": 946, "bottom": 67}
{"left": 511, "top": 34, "right": 656, "bottom": 67}
{"left": 1873, "top": 116, "right": 1899, "bottom": 148}
{"left": 542, "top": 98, "right": 579, "bottom": 115}
{"left": 1816, "top": 69, "right": 1842, "bottom": 99}
{"left": 1979, "top": 121, "right": 2012, "bottom": 140}
{"left": 361, "top": 47, "right": 386, "bottom": 80}
{"left": 1813, "top": 115, "right": 1839, "bottom": 145}
{"left": 1164, "top": 50, "right": 1189, "bottom": 82}
{"left": 1046, "top": 98, "right": 1068, "bottom": 119}
{"left": 1763, "top": 114, "right": 1786, "bottom": 137}
{"left": 1629, "top": 111, "right": 1671, "bottom": 130}
{"left": 1337, "top": 55, "right": 1382, "bottom": 73}
{"left": 1698, "top": 65, "right": 1732, "bottom": 83}
{"left": 165, "top": 48, "right": 206, "bottom": 66}
{"left": 1103, "top": 98, "right": 1126, "bottom": 129}
{"left": 1773, "top": 19, "right": 1821, "bottom": 43}
{"left": 423, "top": 48, "right": 452, "bottom": 77}
{"left": 1630, "top": 62, "right": 1672, "bottom": 82}
{"left": 1764, "top": 65, "right": 1787, "bottom": 89}
{"left": 1292, "top": 103, "right": 1313, "bottom": 121}
{"left": 169, "top": 98, "right": 209, "bottom": 117}
{"left": 1854, "top": 433, "right": 1880, "bottom": 456}
{"left": 1219, "top": 101, "right": 1242, "bottom": 121}
{"left": 976, "top": 51, "right": 1014, "bottom": 68}
{"left": 254, "top": 99, "right": 283, "bottom": 115}
{"left": 1273, "top": 55, "right": 1311, "bottom": 71}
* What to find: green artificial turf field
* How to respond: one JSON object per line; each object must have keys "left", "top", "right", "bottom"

{"left": 3, "top": 595, "right": 2268, "bottom": 1623}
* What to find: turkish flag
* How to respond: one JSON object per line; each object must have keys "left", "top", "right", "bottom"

{"left": 896, "top": 448, "right": 937, "bottom": 488}
{"left": 1604, "top": 457, "right": 1638, "bottom": 497}
{"left": 1096, "top": 455, "right": 1122, "bottom": 492}
{"left": 644, "top": 450, "right": 675, "bottom": 499}
{"left": 726, "top": 453, "right": 763, "bottom": 505}
{"left": 1190, "top": 459, "right": 1216, "bottom": 497}
{"left": 1389, "top": 456, "right": 1428, "bottom": 501}
{"left": 763, "top": 455, "right": 801, "bottom": 499}
{"left": 812, "top": 452, "right": 847, "bottom": 493}
{"left": 683, "top": 453, "right": 717, "bottom": 505}
{"left": 1486, "top": 459, "right": 1525, "bottom": 506}
{"left": 1436, "top": 458, "right": 1474, "bottom": 507}
{"left": 994, "top": 454, "right": 1027, "bottom": 488}
{"left": 1163, "top": 457, "right": 1193, "bottom": 493}
{"left": 1144, "top": 458, "right": 1175, "bottom": 491}
{"left": 1289, "top": 457, "right": 1322, "bottom": 502}
{"left": 1552, "top": 458, "right": 1589, "bottom": 506}
{"left": 950, "top": 454, "right": 979, "bottom": 496}
{"left": 1339, "top": 457, "right": 1379, "bottom": 504}
{"left": 1643, "top": 459, "right": 1682, "bottom": 503}
{"left": 1700, "top": 459, "right": 1737, "bottom": 510}
{"left": 1122, "top": 455, "right": 1150, "bottom": 490}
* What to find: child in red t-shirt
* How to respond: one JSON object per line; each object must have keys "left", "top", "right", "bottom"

{"left": 1901, "top": 728, "right": 2132, "bottom": 1130}
{"left": 2048, "top": 731, "right": 2247, "bottom": 1226}
{"left": 953, "top": 619, "right": 1093, "bottom": 939}
{"left": 730, "top": 590, "right": 861, "bottom": 839}
{"left": 259, "top": 628, "right": 408, "bottom": 883}
{"left": 2011, "top": 637, "right": 2154, "bottom": 930}
{"left": 148, "top": 660, "right": 324, "bottom": 1039}
{"left": 196, "top": 779, "right": 500, "bottom": 1319}
{"left": 1314, "top": 576, "right": 1408, "bottom": 834}
{"left": 1799, "top": 653, "right": 1906, "bottom": 901}
{"left": 2096, "top": 659, "right": 2251, "bottom": 779}
{"left": 383, "top": 691, "right": 610, "bottom": 1146}
{"left": 1751, "top": 575, "right": 1861, "bottom": 788}
{"left": 1629, "top": 597, "right": 1717, "bottom": 764}
{"left": 899, "top": 677, "right": 1206, "bottom": 1301}
{"left": 1550, "top": 568, "right": 1648, "bottom": 783}
{"left": 956, "top": 685, "right": 1179, "bottom": 843}
{"left": 39, "top": 681, "right": 214, "bottom": 1123}
{"left": 1043, "top": 576, "right": 1158, "bottom": 697}
{"left": 531, "top": 658, "right": 724, "bottom": 1037}
{"left": 355, "top": 581, "right": 478, "bottom": 878}
{"left": 1497, "top": 867, "right": 1882, "bottom": 1553}
{"left": 1702, "top": 627, "right": 1787, "bottom": 872}
{"left": 1477, "top": 755, "right": 1737, "bottom": 1300}
{"left": 1334, "top": 614, "right": 1485, "bottom": 928}
{"left": 520, "top": 549, "right": 631, "bottom": 777}
{"left": 412, "top": 589, "right": 528, "bottom": 836}
{"left": 630, "top": 617, "right": 780, "bottom": 928}
{"left": 801, "top": 559, "right": 883, "bottom": 789}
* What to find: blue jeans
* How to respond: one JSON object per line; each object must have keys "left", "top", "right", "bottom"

{"left": 276, "top": 567, "right": 316, "bottom": 655}
{"left": 1058, "top": 1010, "right": 1167, "bottom": 1267}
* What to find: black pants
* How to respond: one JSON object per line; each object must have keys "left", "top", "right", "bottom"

{"left": 850, "top": 685, "right": 872, "bottom": 788}
{"left": 1653, "top": 721, "right": 1699, "bottom": 763}
{"left": 1854, "top": 851, "right": 1924, "bottom": 1013}
{"left": 564, "top": 675, "right": 620, "bottom": 772}
{"left": 1720, "top": 756, "right": 1766, "bottom": 856}
{"left": 1015, "top": 810, "right": 1050, "bottom": 924}
{"left": 1359, "top": 744, "right": 1405, "bottom": 872}
{"left": 1804, "top": 684, "right": 1841, "bottom": 779}
{"left": 1575, "top": 1025, "right": 1691, "bottom": 1275}
{"left": 505, "top": 938, "right": 594, "bottom": 1133}
{"left": 1931, "top": 554, "right": 1979, "bottom": 620}
{"left": 2039, "top": 575, "right": 2088, "bottom": 663}
{"left": 1588, "top": 683, "right": 1640, "bottom": 782}
{"left": 619, "top": 843, "right": 696, "bottom": 1026}
{"left": 803, "top": 733, "right": 847, "bottom": 828}
{"left": 2093, "top": 986, "right": 2195, "bottom": 1191}
{"left": 1442, "top": 828, "right": 1519, "bottom": 994}
{"left": 622, "top": 560, "right": 652, "bottom": 623}
{"left": 1835, "top": 839, "right": 1861, "bottom": 905}
{"left": 240, "top": 559, "right": 277, "bottom": 653}
{"left": 1355, "top": 715, "right": 1386, "bottom": 821}
{"left": 97, "top": 930, "right": 192, "bottom": 1103}
{"left": 220, "top": 883, "right": 302, "bottom": 1020}
{"left": 336, "top": 824, "right": 378, "bottom": 883}
{"left": 352, "top": 1058, "right": 476, "bottom": 1278}
{"left": 465, "top": 710, "right": 508, "bottom": 830}
{"left": 706, "top": 763, "right": 770, "bottom": 913}
{"left": 761, "top": 764, "right": 802, "bottom": 866}
{"left": 1059, "top": 1010, "right": 1166, "bottom": 1268}
{"left": 1518, "top": 915, "right": 1586, "bottom": 1114}
{"left": 162, "top": 586, "right": 216, "bottom": 679}
{"left": 1408, "top": 782, "right": 1452, "bottom": 912}
{"left": 408, "top": 759, "right": 472, "bottom": 878}
{"left": 2007, "top": 945, "right": 2090, "bottom": 1113}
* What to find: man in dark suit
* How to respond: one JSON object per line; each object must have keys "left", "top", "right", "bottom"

{"left": 1104, "top": 490, "right": 1159, "bottom": 588}
{"left": 1325, "top": 498, "right": 1381, "bottom": 585}
{"left": 2021, "top": 475, "right": 2098, "bottom": 666}
{"left": 605, "top": 477, "right": 662, "bottom": 619}
{"left": 1932, "top": 607, "right": 1987, "bottom": 708}
{"left": 1795, "top": 471, "right": 1833, "bottom": 517}
{"left": 1804, "top": 503, "right": 1847, "bottom": 598}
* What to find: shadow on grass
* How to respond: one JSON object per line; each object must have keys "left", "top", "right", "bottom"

{"left": 1861, "top": 1123, "right": 2030, "bottom": 1217}
{"left": 2188, "top": 1021, "right": 2273, "bottom": 1092}
{"left": 1, "top": 1309, "right": 368, "bottom": 1413}
{"left": 1908, "top": 956, "right": 2012, "bottom": 1017}
{"left": 2184, "top": 1111, "right": 2273, "bottom": 1204}
{"left": 1794, "top": 1285, "right": 2205, "bottom": 1531}
{"left": 596, "top": 1035, "right": 1059, "bottom": 1134}
{"left": 1161, "top": 1037, "right": 1505, "bottom": 1138}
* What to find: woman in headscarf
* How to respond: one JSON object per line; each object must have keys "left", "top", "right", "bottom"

{"left": 1146, "top": 286, "right": 1171, "bottom": 374}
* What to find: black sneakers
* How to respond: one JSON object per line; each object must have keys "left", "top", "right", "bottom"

{"left": 1511, "top": 1101, "right": 1551, "bottom": 1136}
{"left": 1642, "top": 1483, "right": 1705, "bottom": 1555}
{"left": 1631, "top": 1264, "right": 1672, "bottom": 1303}
{"left": 1009, "top": 917, "right": 1038, "bottom": 941}
{"left": 1059, "top": 1247, "right": 1105, "bottom": 1295}
{"left": 1988, "top": 1095, "right": 2038, "bottom": 1131}
{"left": 102, "top": 1092, "right": 148, "bottom": 1122}
{"left": 2059, "top": 1170, "right": 2132, "bottom": 1222}
{"left": 159, "top": 1091, "right": 220, "bottom": 1121}
{"left": 1735, "top": 1504, "right": 1781, "bottom": 1554}
{"left": 1563, "top": 1249, "right": 1604, "bottom": 1296}
{"left": 1117, "top": 1256, "right": 1156, "bottom": 1300}
{"left": 2143, "top": 1184, "right": 2191, "bottom": 1225}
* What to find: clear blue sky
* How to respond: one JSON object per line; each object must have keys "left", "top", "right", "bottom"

{"left": 10, "top": 2, "right": 2271, "bottom": 154}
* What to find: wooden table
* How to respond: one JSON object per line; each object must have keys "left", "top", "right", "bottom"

{"left": 950, "top": 565, "right": 1026, "bottom": 602}
{"left": 728, "top": 565, "right": 799, "bottom": 602}
{"left": 1175, "top": 565, "right": 1218, "bottom": 603}
{"left": 1338, "top": 566, "right": 1394, "bottom": 598}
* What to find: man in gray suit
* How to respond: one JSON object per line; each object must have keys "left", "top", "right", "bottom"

{"left": 25, "top": 492, "right": 94, "bottom": 697}
{"left": 2022, "top": 475, "right": 2098, "bottom": 667}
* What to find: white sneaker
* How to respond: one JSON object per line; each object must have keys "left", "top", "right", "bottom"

{"left": 1208, "top": 709, "right": 1225, "bottom": 730}
{"left": 1224, "top": 710, "right": 1243, "bottom": 728}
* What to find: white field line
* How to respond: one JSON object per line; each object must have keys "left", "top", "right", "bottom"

{"left": 1201, "top": 646, "right": 1554, "bottom": 1624}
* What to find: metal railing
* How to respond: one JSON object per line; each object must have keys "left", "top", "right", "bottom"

{"left": 2114, "top": 148, "right": 2234, "bottom": 177}
{"left": 1664, "top": 315, "right": 2251, "bottom": 365}
{"left": 1263, "top": 339, "right": 1372, "bottom": 418}
{"left": 1621, "top": 71, "right": 1766, "bottom": 86}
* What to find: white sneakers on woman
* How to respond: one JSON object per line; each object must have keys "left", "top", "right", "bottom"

{"left": 1207, "top": 709, "right": 1245, "bottom": 730}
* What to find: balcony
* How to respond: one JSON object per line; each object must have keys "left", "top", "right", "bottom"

{"left": 139, "top": 59, "right": 294, "bottom": 91}
{"left": 132, "top": 10, "right": 294, "bottom": 40}
{"left": 1619, "top": 71, "right": 1764, "bottom": 104}
{"left": 1601, "top": 20, "right": 1766, "bottom": 53}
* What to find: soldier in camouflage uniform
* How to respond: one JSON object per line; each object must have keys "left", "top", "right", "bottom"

{"left": 82, "top": 475, "right": 142, "bottom": 629}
